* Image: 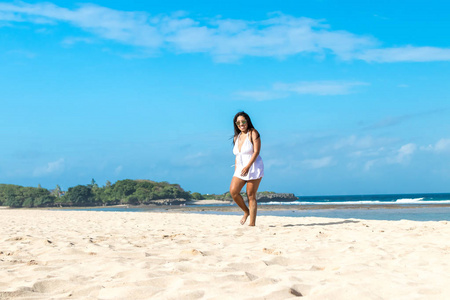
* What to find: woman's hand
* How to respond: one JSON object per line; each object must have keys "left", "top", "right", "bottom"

{"left": 241, "top": 165, "right": 250, "bottom": 176}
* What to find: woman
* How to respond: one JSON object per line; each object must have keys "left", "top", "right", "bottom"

{"left": 230, "top": 111, "right": 264, "bottom": 226}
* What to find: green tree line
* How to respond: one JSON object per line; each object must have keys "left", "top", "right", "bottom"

{"left": 0, "top": 180, "right": 284, "bottom": 208}
{"left": 0, "top": 184, "right": 55, "bottom": 208}
{"left": 0, "top": 179, "right": 196, "bottom": 208}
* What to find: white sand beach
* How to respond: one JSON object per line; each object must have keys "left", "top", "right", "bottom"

{"left": 1, "top": 209, "right": 450, "bottom": 299}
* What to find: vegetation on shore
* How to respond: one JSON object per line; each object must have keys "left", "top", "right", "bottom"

{"left": 0, "top": 180, "right": 192, "bottom": 208}
{"left": 0, "top": 180, "right": 295, "bottom": 208}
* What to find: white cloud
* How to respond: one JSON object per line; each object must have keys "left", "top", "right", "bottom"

{"left": 397, "top": 143, "right": 416, "bottom": 161}
{"left": 326, "top": 135, "right": 419, "bottom": 171}
{"left": 366, "top": 116, "right": 408, "bottom": 130}
{"left": 173, "top": 152, "right": 211, "bottom": 167}
{"left": 422, "top": 138, "right": 450, "bottom": 153}
{"left": 236, "top": 80, "right": 368, "bottom": 100}
{"left": 364, "top": 143, "right": 416, "bottom": 169}
{"left": 33, "top": 158, "right": 65, "bottom": 176}
{"left": 0, "top": 10, "right": 23, "bottom": 22}
{"left": 386, "top": 143, "right": 416, "bottom": 165}
{"left": 357, "top": 46, "right": 450, "bottom": 63}
{"left": 62, "top": 36, "right": 95, "bottom": 46}
{"left": 274, "top": 81, "right": 368, "bottom": 95}
{"left": 7, "top": 49, "right": 36, "bottom": 58}
{"left": 435, "top": 139, "right": 450, "bottom": 152}
{"left": 334, "top": 135, "right": 377, "bottom": 150}
{"left": 364, "top": 160, "right": 376, "bottom": 171}
{"left": 301, "top": 156, "right": 333, "bottom": 169}
{"left": 114, "top": 165, "right": 123, "bottom": 175}
{"left": 1, "top": 2, "right": 449, "bottom": 63}
{"left": 0, "top": 2, "right": 162, "bottom": 48}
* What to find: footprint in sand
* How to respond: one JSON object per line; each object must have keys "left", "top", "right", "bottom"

{"left": 0, "top": 288, "right": 33, "bottom": 299}
{"left": 245, "top": 271, "right": 259, "bottom": 281}
{"left": 27, "top": 260, "right": 38, "bottom": 265}
{"left": 262, "top": 248, "right": 282, "bottom": 255}
{"left": 263, "top": 256, "right": 290, "bottom": 267}
{"left": 32, "top": 279, "right": 77, "bottom": 294}
{"left": 180, "top": 249, "right": 204, "bottom": 257}
{"left": 6, "top": 236, "right": 24, "bottom": 242}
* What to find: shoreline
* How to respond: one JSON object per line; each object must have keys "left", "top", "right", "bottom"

{"left": 183, "top": 203, "right": 450, "bottom": 211}
{"left": 4, "top": 202, "right": 450, "bottom": 212}
{"left": 39, "top": 203, "right": 450, "bottom": 222}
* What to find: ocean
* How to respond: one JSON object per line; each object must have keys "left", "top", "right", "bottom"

{"left": 222, "top": 193, "right": 450, "bottom": 221}
{"left": 62, "top": 193, "right": 450, "bottom": 222}
{"left": 196, "top": 206, "right": 450, "bottom": 222}
{"left": 263, "top": 192, "right": 450, "bottom": 206}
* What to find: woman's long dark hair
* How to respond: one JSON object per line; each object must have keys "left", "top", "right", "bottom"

{"left": 233, "top": 111, "right": 260, "bottom": 145}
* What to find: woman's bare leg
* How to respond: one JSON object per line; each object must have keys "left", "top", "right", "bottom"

{"left": 246, "top": 178, "right": 262, "bottom": 226}
{"left": 230, "top": 176, "right": 249, "bottom": 225}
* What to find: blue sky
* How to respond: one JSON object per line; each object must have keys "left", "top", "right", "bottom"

{"left": 1, "top": 0, "right": 450, "bottom": 196}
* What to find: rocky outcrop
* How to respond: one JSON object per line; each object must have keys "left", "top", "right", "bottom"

{"left": 147, "top": 198, "right": 188, "bottom": 206}
{"left": 243, "top": 193, "right": 299, "bottom": 202}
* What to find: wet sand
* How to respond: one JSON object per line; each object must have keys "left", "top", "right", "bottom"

{"left": 169, "top": 202, "right": 450, "bottom": 213}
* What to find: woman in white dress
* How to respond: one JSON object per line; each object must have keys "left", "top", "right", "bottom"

{"left": 230, "top": 112, "right": 264, "bottom": 226}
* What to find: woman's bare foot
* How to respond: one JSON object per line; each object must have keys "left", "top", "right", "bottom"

{"left": 240, "top": 212, "right": 249, "bottom": 225}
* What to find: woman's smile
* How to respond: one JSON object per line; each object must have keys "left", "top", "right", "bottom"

{"left": 236, "top": 116, "right": 248, "bottom": 132}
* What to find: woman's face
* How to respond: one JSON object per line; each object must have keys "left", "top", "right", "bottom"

{"left": 236, "top": 116, "right": 248, "bottom": 132}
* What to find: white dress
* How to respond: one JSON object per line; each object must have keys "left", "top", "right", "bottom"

{"left": 233, "top": 132, "right": 264, "bottom": 181}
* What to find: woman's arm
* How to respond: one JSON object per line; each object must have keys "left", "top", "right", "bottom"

{"left": 241, "top": 129, "right": 261, "bottom": 176}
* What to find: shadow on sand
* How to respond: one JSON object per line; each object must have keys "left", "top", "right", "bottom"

{"left": 269, "top": 220, "right": 360, "bottom": 228}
